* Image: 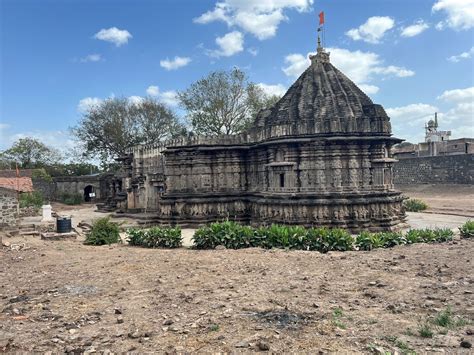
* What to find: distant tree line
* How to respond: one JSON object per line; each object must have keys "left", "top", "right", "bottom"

{"left": 1, "top": 67, "right": 283, "bottom": 172}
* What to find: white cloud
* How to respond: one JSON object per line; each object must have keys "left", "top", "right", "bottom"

{"left": 194, "top": 0, "right": 313, "bottom": 40}
{"left": 387, "top": 103, "right": 438, "bottom": 126}
{"left": 346, "top": 16, "right": 395, "bottom": 44}
{"left": 448, "top": 46, "right": 474, "bottom": 62}
{"left": 94, "top": 27, "right": 132, "bottom": 46}
{"left": 77, "top": 97, "right": 102, "bottom": 113}
{"left": 282, "top": 53, "right": 308, "bottom": 78}
{"left": 358, "top": 84, "right": 380, "bottom": 95}
{"left": 210, "top": 31, "right": 244, "bottom": 57}
{"left": 159, "top": 91, "right": 179, "bottom": 107}
{"left": 387, "top": 103, "right": 439, "bottom": 143}
{"left": 372, "top": 65, "right": 415, "bottom": 77}
{"left": 437, "top": 87, "right": 474, "bottom": 103}
{"left": 437, "top": 87, "right": 474, "bottom": 133}
{"left": 257, "top": 83, "right": 287, "bottom": 97}
{"left": 159, "top": 56, "right": 191, "bottom": 70}
{"left": 79, "top": 54, "right": 103, "bottom": 63}
{"left": 144, "top": 86, "right": 179, "bottom": 107}
{"left": 432, "top": 0, "right": 474, "bottom": 30}
{"left": 146, "top": 85, "right": 160, "bottom": 96}
{"left": 400, "top": 20, "right": 429, "bottom": 37}
{"left": 247, "top": 48, "right": 258, "bottom": 56}
{"left": 387, "top": 87, "right": 474, "bottom": 143}
{"left": 233, "top": 9, "right": 285, "bottom": 40}
{"left": 281, "top": 48, "right": 414, "bottom": 95}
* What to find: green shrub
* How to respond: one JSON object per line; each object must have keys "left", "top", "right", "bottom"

{"left": 355, "top": 231, "right": 383, "bottom": 251}
{"left": 303, "top": 227, "right": 329, "bottom": 251}
{"left": 193, "top": 220, "right": 257, "bottom": 249}
{"left": 433, "top": 228, "right": 454, "bottom": 242}
{"left": 403, "top": 198, "right": 428, "bottom": 212}
{"left": 191, "top": 221, "right": 459, "bottom": 251}
{"left": 258, "top": 224, "right": 307, "bottom": 249}
{"left": 19, "top": 191, "right": 43, "bottom": 208}
{"left": 356, "top": 231, "right": 407, "bottom": 250}
{"left": 321, "top": 228, "right": 354, "bottom": 253}
{"left": 127, "top": 228, "right": 147, "bottom": 246}
{"left": 418, "top": 323, "right": 433, "bottom": 338}
{"left": 192, "top": 222, "right": 355, "bottom": 252}
{"left": 127, "top": 227, "right": 182, "bottom": 248}
{"left": 380, "top": 232, "right": 406, "bottom": 248}
{"left": 405, "top": 229, "right": 425, "bottom": 244}
{"left": 84, "top": 217, "right": 121, "bottom": 245}
{"left": 433, "top": 307, "right": 454, "bottom": 328}
{"left": 459, "top": 220, "right": 474, "bottom": 238}
{"left": 57, "top": 192, "right": 82, "bottom": 205}
{"left": 406, "top": 228, "right": 453, "bottom": 244}
{"left": 432, "top": 306, "right": 470, "bottom": 328}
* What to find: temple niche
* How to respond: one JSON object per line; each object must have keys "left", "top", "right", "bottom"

{"left": 117, "top": 38, "right": 406, "bottom": 232}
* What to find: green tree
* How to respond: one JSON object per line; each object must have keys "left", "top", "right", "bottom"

{"left": 46, "top": 163, "right": 101, "bottom": 177}
{"left": 72, "top": 97, "right": 184, "bottom": 161}
{"left": 247, "top": 83, "right": 282, "bottom": 122}
{"left": 1, "top": 137, "right": 62, "bottom": 168}
{"left": 178, "top": 68, "right": 281, "bottom": 136}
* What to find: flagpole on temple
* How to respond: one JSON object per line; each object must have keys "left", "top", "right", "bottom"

{"left": 318, "top": 11, "right": 325, "bottom": 48}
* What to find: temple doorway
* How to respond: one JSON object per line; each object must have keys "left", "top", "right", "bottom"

{"left": 84, "top": 185, "right": 95, "bottom": 202}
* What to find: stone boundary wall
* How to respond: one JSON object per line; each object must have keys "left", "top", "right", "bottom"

{"left": 393, "top": 154, "right": 473, "bottom": 185}
{"left": 32, "top": 178, "right": 56, "bottom": 201}
{"left": 0, "top": 187, "right": 18, "bottom": 229}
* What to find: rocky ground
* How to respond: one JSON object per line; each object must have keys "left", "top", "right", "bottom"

{"left": 1, "top": 185, "right": 473, "bottom": 353}
{"left": 1, "top": 232, "right": 473, "bottom": 353}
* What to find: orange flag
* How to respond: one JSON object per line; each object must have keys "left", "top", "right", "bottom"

{"left": 319, "top": 11, "right": 325, "bottom": 26}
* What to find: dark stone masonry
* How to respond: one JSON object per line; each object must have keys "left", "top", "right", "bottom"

{"left": 115, "top": 42, "right": 406, "bottom": 232}
{"left": 0, "top": 187, "right": 18, "bottom": 228}
{"left": 393, "top": 154, "right": 474, "bottom": 185}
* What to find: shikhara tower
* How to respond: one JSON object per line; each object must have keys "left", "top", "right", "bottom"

{"left": 117, "top": 25, "right": 406, "bottom": 232}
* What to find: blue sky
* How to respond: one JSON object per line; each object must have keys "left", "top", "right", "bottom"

{"left": 1, "top": 0, "right": 473, "bottom": 153}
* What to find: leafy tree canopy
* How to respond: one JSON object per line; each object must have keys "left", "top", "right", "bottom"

{"left": 178, "top": 68, "right": 282, "bottom": 136}
{"left": 72, "top": 97, "right": 184, "bottom": 161}
{"left": 0, "top": 137, "right": 62, "bottom": 168}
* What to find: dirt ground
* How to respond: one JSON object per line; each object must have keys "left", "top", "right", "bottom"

{"left": 399, "top": 184, "right": 474, "bottom": 217}
{"left": 1, "top": 186, "right": 473, "bottom": 353}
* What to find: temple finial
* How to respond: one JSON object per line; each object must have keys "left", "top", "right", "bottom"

{"left": 310, "top": 11, "right": 330, "bottom": 63}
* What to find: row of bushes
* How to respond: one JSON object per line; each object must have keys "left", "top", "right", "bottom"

{"left": 19, "top": 191, "right": 82, "bottom": 207}
{"left": 85, "top": 218, "right": 473, "bottom": 251}
{"left": 192, "top": 221, "right": 455, "bottom": 251}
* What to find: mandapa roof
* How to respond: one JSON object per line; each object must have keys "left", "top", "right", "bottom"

{"left": 254, "top": 46, "right": 392, "bottom": 136}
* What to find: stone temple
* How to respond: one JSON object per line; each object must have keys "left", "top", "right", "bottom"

{"left": 113, "top": 40, "right": 406, "bottom": 232}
